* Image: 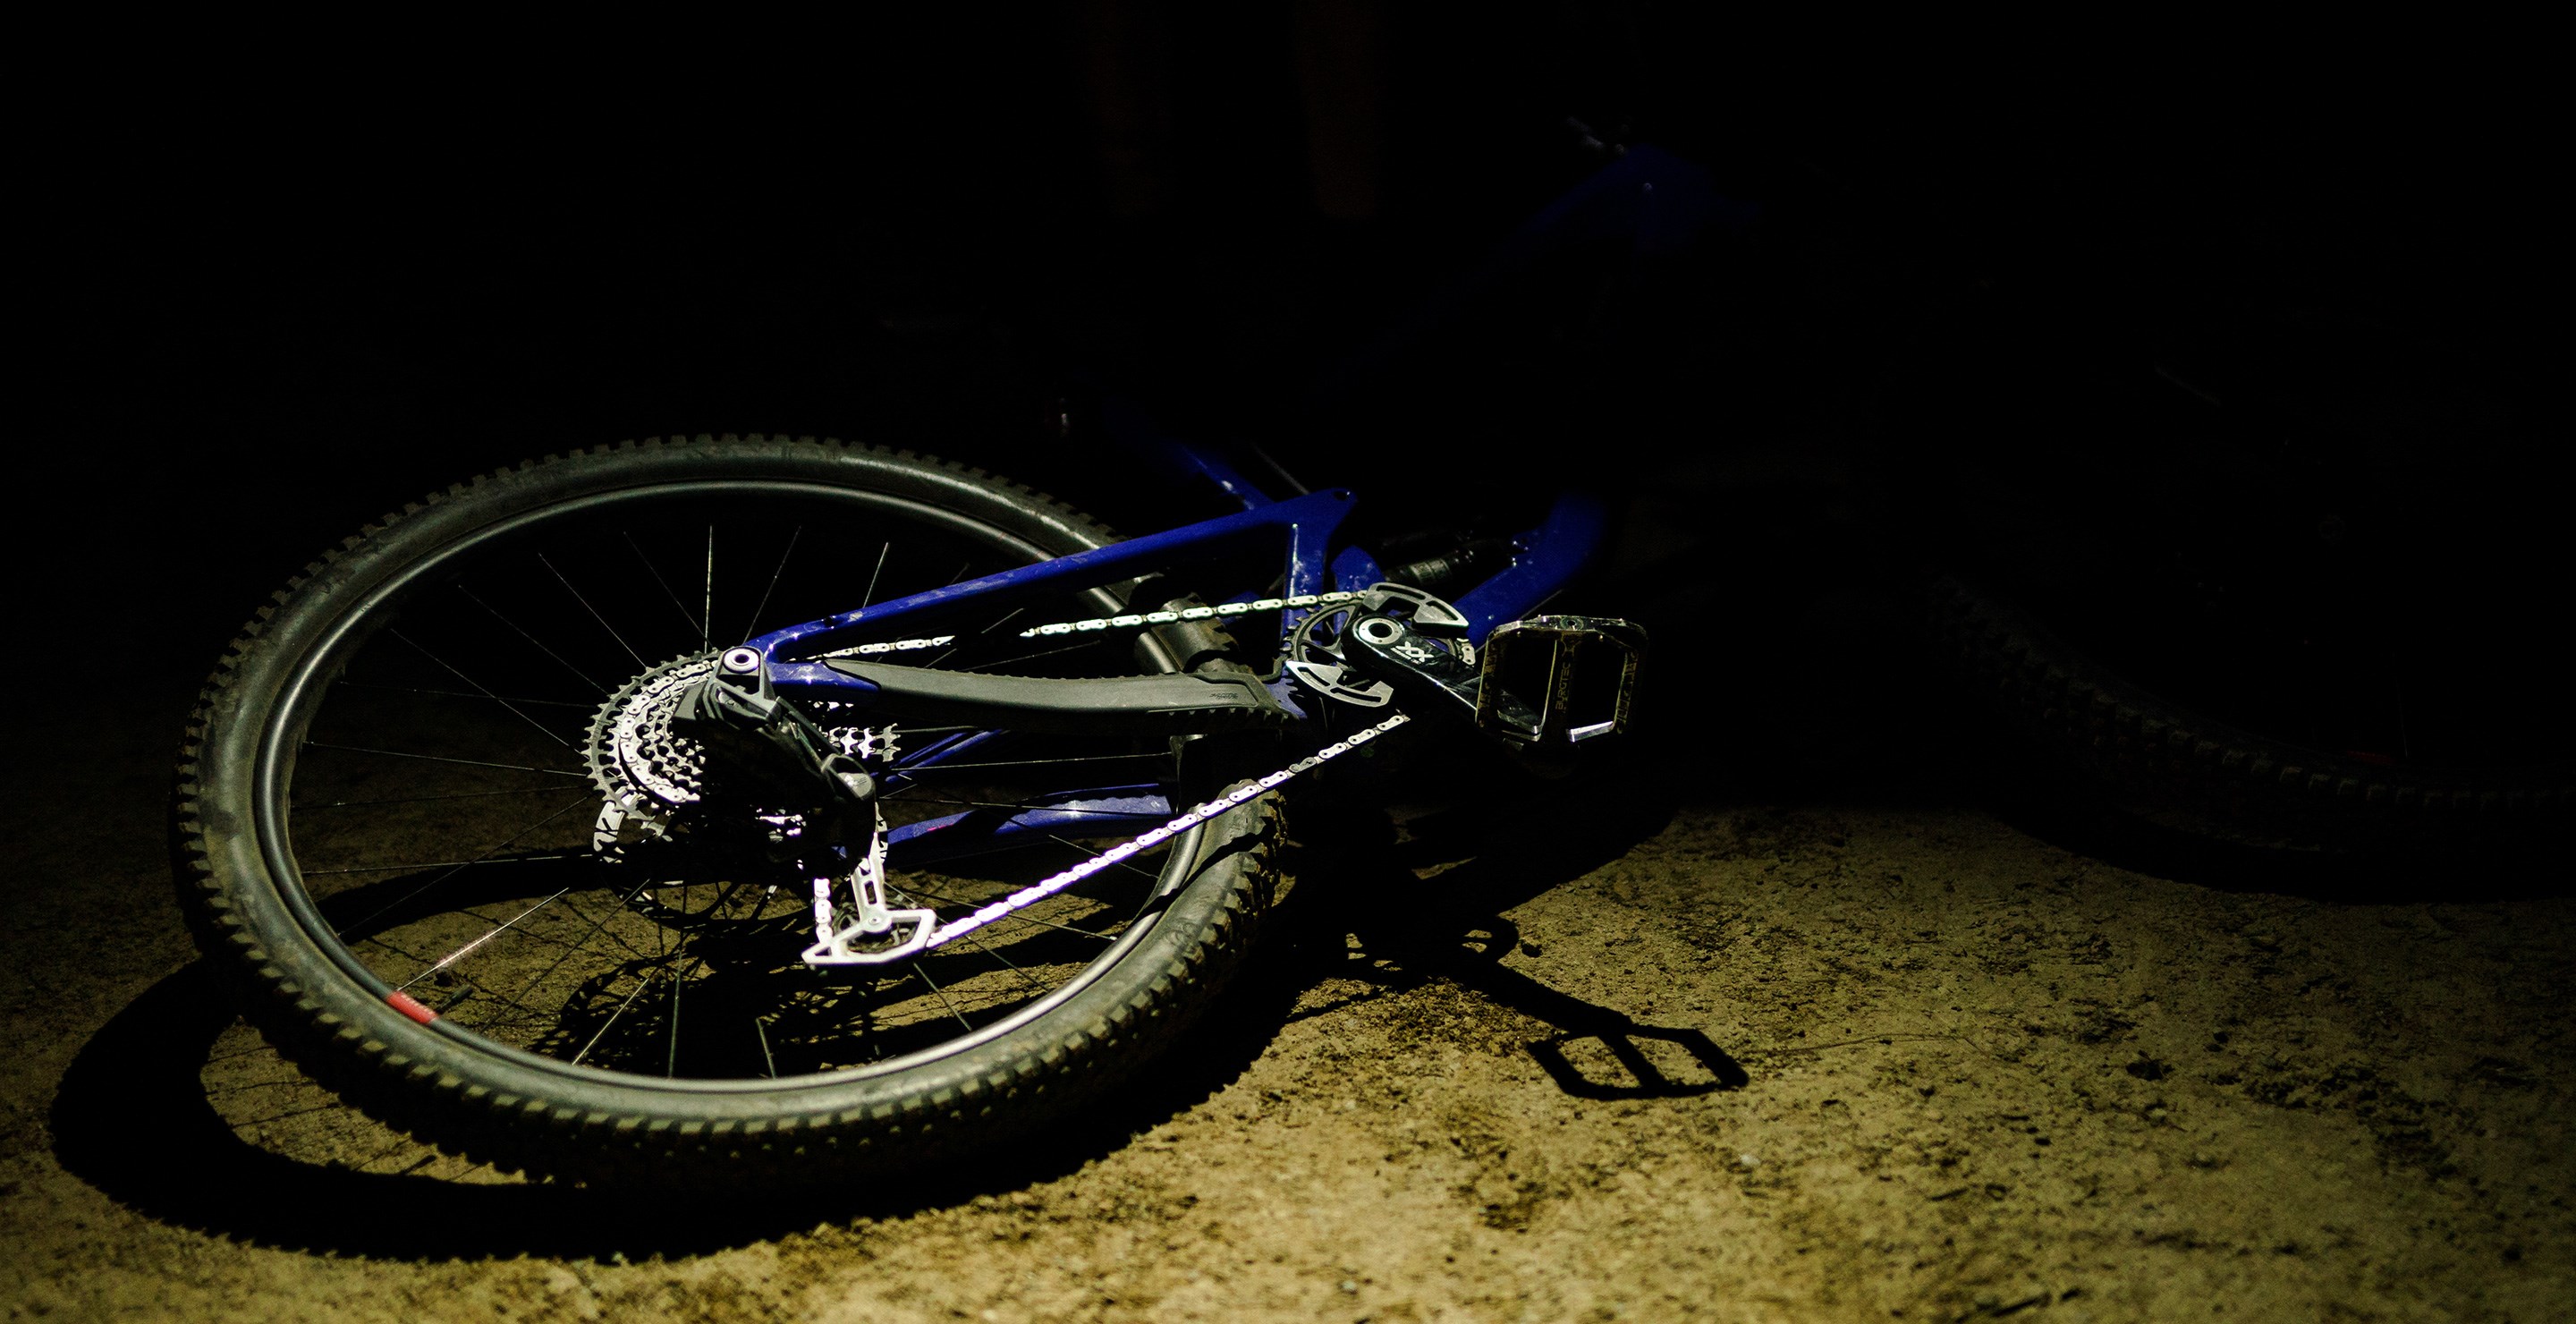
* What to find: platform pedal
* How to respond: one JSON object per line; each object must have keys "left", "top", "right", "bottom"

{"left": 1474, "top": 615, "right": 1647, "bottom": 744}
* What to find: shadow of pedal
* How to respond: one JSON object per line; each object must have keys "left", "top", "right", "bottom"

{"left": 1526, "top": 1025, "right": 1750, "bottom": 1099}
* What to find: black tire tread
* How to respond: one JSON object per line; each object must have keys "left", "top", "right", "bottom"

{"left": 1927, "top": 573, "right": 2574, "bottom": 845}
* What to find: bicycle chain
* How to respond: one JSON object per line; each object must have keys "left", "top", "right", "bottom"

{"left": 816, "top": 591, "right": 1372, "bottom": 658}
{"left": 809, "top": 705, "right": 1401, "bottom": 963}
{"left": 804, "top": 589, "right": 1400, "bottom": 963}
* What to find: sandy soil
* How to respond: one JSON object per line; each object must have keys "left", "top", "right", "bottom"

{"left": 4, "top": 670, "right": 2571, "bottom": 1323}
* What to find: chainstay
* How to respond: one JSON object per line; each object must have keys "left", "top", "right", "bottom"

{"left": 915, "top": 710, "right": 1411, "bottom": 953}
{"left": 818, "top": 591, "right": 1370, "bottom": 658}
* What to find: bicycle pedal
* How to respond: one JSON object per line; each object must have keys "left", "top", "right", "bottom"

{"left": 1475, "top": 615, "right": 1647, "bottom": 744}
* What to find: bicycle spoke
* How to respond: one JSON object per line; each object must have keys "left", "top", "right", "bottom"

{"left": 701, "top": 525, "right": 716, "bottom": 652}
{"left": 538, "top": 551, "right": 647, "bottom": 668}
{"left": 350, "top": 931, "right": 437, "bottom": 966}
{"left": 860, "top": 540, "right": 892, "bottom": 612}
{"left": 388, "top": 629, "right": 574, "bottom": 749}
{"left": 303, "top": 853, "right": 580, "bottom": 877}
{"left": 397, "top": 884, "right": 578, "bottom": 991}
{"left": 441, "top": 894, "right": 662, "bottom": 967}
{"left": 666, "top": 964, "right": 684, "bottom": 1075}
{"left": 333, "top": 681, "right": 597, "bottom": 709}
{"left": 296, "top": 786, "right": 572, "bottom": 811}
{"left": 546, "top": 892, "right": 660, "bottom": 963}
{"left": 912, "top": 963, "right": 973, "bottom": 1032}
{"left": 484, "top": 878, "right": 659, "bottom": 1020}
{"left": 927, "top": 607, "right": 1027, "bottom": 669}
{"left": 962, "top": 929, "right": 1047, "bottom": 996}
{"left": 1047, "top": 834, "right": 1165, "bottom": 882}
{"left": 330, "top": 796, "right": 595, "bottom": 938}
{"left": 571, "top": 973, "right": 656, "bottom": 1066}
{"left": 456, "top": 585, "right": 606, "bottom": 692}
{"left": 741, "top": 524, "right": 803, "bottom": 643}
{"left": 623, "top": 530, "right": 704, "bottom": 641}
{"left": 301, "top": 743, "right": 589, "bottom": 778}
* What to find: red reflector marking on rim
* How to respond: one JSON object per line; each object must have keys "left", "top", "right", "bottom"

{"left": 387, "top": 991, "right": 438, "bottom": 1024}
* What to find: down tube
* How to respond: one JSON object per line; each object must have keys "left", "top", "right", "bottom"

{"left": 1451, "top": 493, "right": 1610, "bottom": 642}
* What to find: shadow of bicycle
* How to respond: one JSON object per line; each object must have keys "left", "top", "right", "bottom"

{"left": 54, "top": 757, "right": 1749, "bottom": 1259}
{"left": 51, "top": 946, "right": 1313, "bottom": 1260}
{"left": 1284, "top": 760, "right": 1753, "bottom": 1100}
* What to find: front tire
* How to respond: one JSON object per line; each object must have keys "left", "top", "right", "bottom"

{"left": 1928, "top": 573, "right": 2574, "bottom": 852}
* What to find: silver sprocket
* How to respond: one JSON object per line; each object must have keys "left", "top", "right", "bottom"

{"left": 585, "top": 652, "right": 717, "bottom": 859}
{"left": 584, "top": 653, "right": 900, "bottom": 861}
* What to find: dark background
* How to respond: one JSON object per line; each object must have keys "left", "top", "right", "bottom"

{"left": 26, "top": 9, "right": 2566, "bottom": 775}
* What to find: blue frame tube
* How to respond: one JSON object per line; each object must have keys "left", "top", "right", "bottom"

{"left": 1452, "top": 493, "right": 1609, "bottom": 637}
{"left": 750, "top": 487, "right": 1361, "bottom": 703}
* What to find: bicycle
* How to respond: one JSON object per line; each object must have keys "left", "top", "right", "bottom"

{"left": 173, "top": 426, "right": 1648, "bottom": 1188}
{"left": 164, "top": 130, "right": 1739, "bottom": 1190}
{"left": 172, "top": 122, "right": 2562, "bottom": 1199}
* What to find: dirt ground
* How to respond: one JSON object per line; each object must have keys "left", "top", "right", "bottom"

{"left": 4, "top": 661, "right": 2571, "bottom": 1324}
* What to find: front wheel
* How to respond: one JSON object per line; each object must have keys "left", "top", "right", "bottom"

{"left": 175, "top": 435, "right": 1281, "bottom": 1186}
{"left": 1927, "top": 573, "right": 2574, "bottom": 852}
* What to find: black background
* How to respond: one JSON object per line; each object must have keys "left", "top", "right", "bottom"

{"left": 25, "top": 12, "right": 2565, "bottom": 769}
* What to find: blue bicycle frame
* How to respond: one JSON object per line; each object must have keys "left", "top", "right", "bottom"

{"left": 733, "top": 449, "right": 1608, "bottom": 868}
{"left": 724, "top": 140, "right": 1729, "bottom": 867}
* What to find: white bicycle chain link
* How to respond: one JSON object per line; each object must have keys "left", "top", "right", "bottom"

{"left": 816, "top": 591, "right": 1372, "bottom": 658}
{"left": 801, "top": 589, "right": 1400, "bottom": 965}
{"left": 807, "top": 710, "right": 1410, "bottom": 965}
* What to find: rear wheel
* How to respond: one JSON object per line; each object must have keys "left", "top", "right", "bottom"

{"left": 175, "top": 434, "right": 1281, "bottom": 1186}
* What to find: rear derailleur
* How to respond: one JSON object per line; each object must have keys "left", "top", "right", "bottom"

{"left": 671, "top": 648, "right": 935, "bottom": 965}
